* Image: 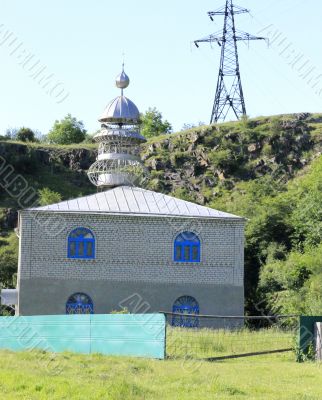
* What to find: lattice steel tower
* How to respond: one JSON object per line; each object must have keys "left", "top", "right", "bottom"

{"left": 194, "top": 1, "right": 266, "bottom": 123}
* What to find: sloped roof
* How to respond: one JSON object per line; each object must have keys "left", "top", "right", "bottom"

{"left": 28, "top": 186, "right": 243, "bottom": 220}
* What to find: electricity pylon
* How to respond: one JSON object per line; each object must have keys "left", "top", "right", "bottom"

{"left": 194, "top": 1, "right": 266, "bottom": 123}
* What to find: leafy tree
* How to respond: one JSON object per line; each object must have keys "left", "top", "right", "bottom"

{"left": 259, "top": 244, "right": 322, "bottom": 315}
{"left": 0, "top": 234, "right": 18, "bottom": 289}
{"left": 38, "top": 188, "right": 62, "bottom": 206}
{"left": 16, "top": 127, "right": 37, "bottom": 142}
{"left": 47, "top": 114, "right": 86, "bottom": 145}
{"left": 140, "top": 107, "right": 172, "bottom": 139}
{"left": 291, "top": 191, "right": 322, "bottom": 249}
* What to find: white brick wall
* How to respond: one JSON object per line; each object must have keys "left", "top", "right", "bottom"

{"left": 18, "top": 211, "right": 245, "bottom": 287}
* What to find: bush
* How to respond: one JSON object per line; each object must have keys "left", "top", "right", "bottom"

{"left": 8, "top": 148, "right": 39, "bottom": 174}
{"left": 38, "top": 188, "right": 62, "bottom": 206}
{"left": 16, "top": 127, "right": 37, "bottom": 143}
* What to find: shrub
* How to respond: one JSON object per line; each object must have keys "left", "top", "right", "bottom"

{"left": 38, "top": 188, "right": 62, "bottom": 206}
{"left": 16, "top": 127, "right": 37, "bottom": 143}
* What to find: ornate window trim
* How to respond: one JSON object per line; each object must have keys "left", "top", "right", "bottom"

{"left": 173, "top": 231, "right": 201, "bottom": 263}
{"left": 172, "top": 295, "right": 199, "bottom": 328}
{"left": 67, "top": 227, "right": 95, "bottom": 259}
{"left": 66, "top": 292, "right": 94, "bottom": 314}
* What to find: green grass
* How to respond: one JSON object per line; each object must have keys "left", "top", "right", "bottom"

{"left": 0, "top": 349, "right": 321, "bottom": 399}
{"left": 167, "top": 327, "right": 295, "bottom": 359}
{"left": 2, "top": 140, "right": 97, "bottom": 150}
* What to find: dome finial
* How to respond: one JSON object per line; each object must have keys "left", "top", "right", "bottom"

{"left": 116, "top": 56, "right": 129, "bottom": 95}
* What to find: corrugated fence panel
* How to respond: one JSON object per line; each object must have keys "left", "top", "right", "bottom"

{"left": 0, "top": 315, "right": 91, "bottom": 354}
{"left": 90, "top": 314, "right": 165, "bottom": 359}
{"left": 0, "top": 314, "right": 165, "bottom": 359}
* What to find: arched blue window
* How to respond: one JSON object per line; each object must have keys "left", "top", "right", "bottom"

{"left": 66, "top": 293, "right": 94, "bottom": 314}
{"left": 68, "top": 228, "right": 95, "bottom": 259}
{"left": 172, "top": 296, "right": 199, "bottom": 328}
{"left": 174, "top": 232, "right": 200, "bottom": 262}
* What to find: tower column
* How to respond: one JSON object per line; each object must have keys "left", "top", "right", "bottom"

{"left": 87, "top": 67, "right": 147, "bottom": 189}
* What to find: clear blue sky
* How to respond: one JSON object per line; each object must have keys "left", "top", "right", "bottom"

{"left": 0, "top": 0, "right": 321, "bottom": 135}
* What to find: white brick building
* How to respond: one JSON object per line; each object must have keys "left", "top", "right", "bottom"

{"left": 1, "top": 67, "right": 245, "bottom": 327}
{"left": 10, "top": 186, "right": 245, "bottom": 326}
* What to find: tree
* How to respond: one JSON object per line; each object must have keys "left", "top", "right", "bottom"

{"left": 16, "top": 127, "right": 37, "bottom": 142}
{"left": 38, "top": 188, "right": 62, "bottom": 206}
{"left": 47, "top": 114, "right": 86, "bottom": 145}
{"left": 5, "top": 127, "right": 18, "bottom": 140}
{"left": 0, "top": 234, "right": 18, "bottom": 289}
{"left": 140, "top": 107, "right": 172, "bottom": 139}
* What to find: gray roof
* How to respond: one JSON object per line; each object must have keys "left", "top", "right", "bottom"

{"left": 99, "top": 96, "right": 140, "bottom": 124}
{"left": 28, "top": 186, "right": 243, "bottom": 220}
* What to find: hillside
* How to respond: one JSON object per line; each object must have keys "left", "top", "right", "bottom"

{"left": 1, "top": 112, "right": 322, "bottom": 315}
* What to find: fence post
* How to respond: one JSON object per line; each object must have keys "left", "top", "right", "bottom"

{"left": 314, "top": 323, "right": 322, "bottom": 361}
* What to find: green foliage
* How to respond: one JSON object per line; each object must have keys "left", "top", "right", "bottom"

{"left": 16, "top": 127, "right": 37, "bottom": 143}
{"left": 38, "top": 188, "right": 62, "bottom": 206}
{"left": 259, "top": 243, "right": 322, "bottom": 315}
{"left": 140, "top": 107, "right": 172, "bottom": 139}
{"left": 0, "top": 233, "right": 18, "bottom": 289}
{"left": 171, "top": 187, "right": 196, "bottom": 202}
{"left": 47, "top": 114, "right": 87, "bottom": 145}
{"left": 82, "top": 133, "right": 95, "bottom": 144}
{"left": 208, "top": 149, "right": 232, "bottom": 168}
{"left": 290, "top": 160, "right": 322, "bottom": 249}
{"left": 6, "top": 147, "right": 40, "bottom": 174}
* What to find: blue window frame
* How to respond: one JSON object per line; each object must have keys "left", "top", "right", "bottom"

{"left": 66, "top": 293, "right": 94, "bottom": 314}
{"left": 68, "top": 228, "right": 95, "bottom": 259}
{"left": 174, "top": 232, "right": 200, "bottom": 262}
{"left": 172, "top": 296, "right": 199, "bottom": 328}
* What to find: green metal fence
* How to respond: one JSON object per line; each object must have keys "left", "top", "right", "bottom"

{"left": 0, "top": 314, "right": 165, "bottom": 359}
{"left": 299, "top": 316, "right": 322, "bottom": 359}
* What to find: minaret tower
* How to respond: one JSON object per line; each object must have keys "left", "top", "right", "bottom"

{"left": 88, "top": 66, "right": 146, "bottom": 188}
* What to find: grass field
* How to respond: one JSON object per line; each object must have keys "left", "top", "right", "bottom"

{"left": 167, "top": 327, "right": 295, "bottom": 359}
{"left": 0, "top": 328, "right": 321, "bottom": 399}
{"left": 0, "top": 349, "right": 321, "bottom": 399}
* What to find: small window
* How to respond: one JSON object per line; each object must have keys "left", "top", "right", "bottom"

{"left": 172, "top": 296, "right": 199, "bottom": 328}
{"left": 66, "top": 293, "right": 94, "bottom": 314}
{"left": 68, "top": 228, "right": 95, "bottom": 259}
{"left": 174, "top": 232, "right": 200, "bottom": 263}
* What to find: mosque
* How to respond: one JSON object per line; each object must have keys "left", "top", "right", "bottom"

{"left": 1, "top": 67, "right": 245, "bottom": 327}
